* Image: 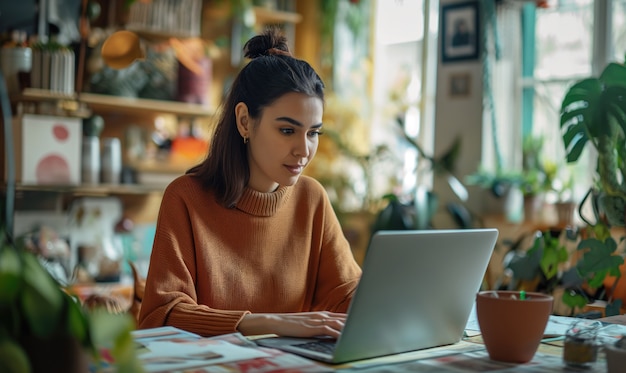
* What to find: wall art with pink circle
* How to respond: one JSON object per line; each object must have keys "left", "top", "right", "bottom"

{"left": 21, "top": 114, "right": 82, "bottom": 185}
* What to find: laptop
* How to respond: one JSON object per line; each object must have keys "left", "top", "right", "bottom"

{"left": 255, "top": 228, "right": 498, "bottom": 364}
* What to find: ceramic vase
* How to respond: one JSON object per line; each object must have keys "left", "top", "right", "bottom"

{"left": 476, "top": 290, "right": 553, "bottom": 363}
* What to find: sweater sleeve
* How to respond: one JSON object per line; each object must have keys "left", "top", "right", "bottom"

{"left": 310, "top": 181, "right": 363, "bottom": 312}
{"left": 137, "top": 178, "right": 250, "bottom": 336}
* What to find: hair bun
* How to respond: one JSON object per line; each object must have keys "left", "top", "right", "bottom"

{"left": 243, "top": 28, "right": 292, "bottom": 59}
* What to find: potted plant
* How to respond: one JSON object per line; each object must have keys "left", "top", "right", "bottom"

{"left": 550, "top": 169, "right": 577, "bottom": 226}
{"left": 371, "top": 118, "right": 467, "bottom": 232}
{"left": 520, "top": 135, "right": 552, "bottom": 222}
{"left": 559, "top": 58, "right": 626, "bottom": 315}
{"left": 0, "top": 229, "right": 142, "bottom": 373}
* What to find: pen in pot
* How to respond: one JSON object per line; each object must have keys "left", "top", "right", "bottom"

{"left": 520, "top": 290, "right": 526, "bottom": 300}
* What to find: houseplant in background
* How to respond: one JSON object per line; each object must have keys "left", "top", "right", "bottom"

{"left": 520, "top": 135, "right": 552, "bottom": 222}
{"left": 371, "top": 114, "right": 468, "bottom": 232}
{"left": 559, "top": 58, "right": 626, "bottom": 316}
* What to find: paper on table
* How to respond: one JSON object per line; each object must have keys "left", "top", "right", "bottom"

{"left": 132, "top": 326, "right": 201, "bottom": 342}
{"left": 139, "top": 338, "right": 271, "bottom": 372}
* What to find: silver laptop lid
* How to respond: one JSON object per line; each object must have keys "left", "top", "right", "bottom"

{"left": 332, "top": 228, "right": 498, "bottom": 363}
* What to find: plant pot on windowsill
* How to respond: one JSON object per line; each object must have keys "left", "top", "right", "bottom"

{"left": 554, "top": 201, "right": 577, "bottom": 226}
{"left": 523, "top": 194, "right": 544, "bottom": 222}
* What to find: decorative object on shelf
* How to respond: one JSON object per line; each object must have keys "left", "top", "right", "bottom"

{"left": 0, "top": 41, "right": 31, "bottom": 95}
{"left": 476, "top": 290, "right": 553, "bottom": 363}
{"left": 81, "top": 115, "right": 104, "bottom": 185}
{"left": 559, "top": 58, "right": 626, "bottom": 316}
{"left": 101, "top": 137, "right": 122, "bottom": 184}
{"left": 100, "top": 30, "right": 145, "bottom": 70}
{"left": 69, "top": 197, "right": 124, "bottom": 283}
{"left": 126, "top": 0, "right": 203, "bottom": 38}
{"left": 21, "top": 113, "right": 82, "bottom": 186}
{"left": 82, "top": 136, "right": 100, "bottom": 184}
{"left": 30, "top": 41, "right": 75, "bottom": 94}
{"left": 169, "top": 37, "right": 217, "bottom": 106}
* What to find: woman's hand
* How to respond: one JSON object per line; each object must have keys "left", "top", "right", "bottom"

{"left": 237, "top": 311, "right": 347, "bottom": 338}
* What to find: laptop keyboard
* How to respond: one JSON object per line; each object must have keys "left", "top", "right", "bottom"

{"left": 293, "top": 340, "right": 337, "bottom": 354}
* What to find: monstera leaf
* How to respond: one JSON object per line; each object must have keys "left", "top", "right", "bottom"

{"left": 576, "top": 237, "right": 624, "bottom": 289}
{"left": 560, "top": 63, "right": 626, "bottom": 161}
{"left": 560, "top": 62, "right": 626, "bottom": 199}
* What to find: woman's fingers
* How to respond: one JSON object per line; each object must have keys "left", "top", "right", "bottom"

{"left": 239, "top": 311, "right": 349, "bottom": 338}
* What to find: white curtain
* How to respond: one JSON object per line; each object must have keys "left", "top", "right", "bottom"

{"left": 482, "top": 1, "right": 524, "bottom": 174}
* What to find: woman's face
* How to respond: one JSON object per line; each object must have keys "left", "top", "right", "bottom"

{"left": 238, "top": 92, "right": 324, "bottom": 193}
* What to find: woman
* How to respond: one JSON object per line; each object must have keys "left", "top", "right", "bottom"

{"left": 138, "top": 29, "right": 362, "bottom": 338}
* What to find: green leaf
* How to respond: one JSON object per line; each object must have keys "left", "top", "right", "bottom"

{"left": 0, "top": 248, "right": 23, "bottom": 304}
{"left": 559, "top": 63, "right": 626, "bottom": 167}
{"left": 0, "top": 302, "right": 20, "bottom": 338}
{"left": 89, "top": 311, "right": 143, "bottom": 372}
{"left": 562, "top": 291, "right": 588, "bottom": 309}
{"left": 508, "top": 246, "right": 542, "bottom": 281}
{"left": 19, "top": 254, "right": 64, "bottom": 337}
{"left": 65, "top": 294, "right": 91, "bottom": 349}
{"left": 577, "top": 239, "right": 622, "bottom": 277}
{"left": 0, "top": 338, "right": 31, "bottom": 373}
{"left": 587, "top": 269, "right": 608, "bottom": 288}
{"left": 20, "top": 284, "right": 63, "bottom": 337}
{"left": 599, "top": 62, "right": 626, "bottom": 87}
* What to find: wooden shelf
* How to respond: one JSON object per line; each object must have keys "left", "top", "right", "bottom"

{"left": 253, "top": 7, "right": 302, "bottom": 24}
{"left": 19, "top": 89, "right": 215, "bottom": 118}
{"left": 125, "top": 26, "right": 200, "bottom": 42}
{"left": 11, "top": 183, "right": 166, "bottom": 195}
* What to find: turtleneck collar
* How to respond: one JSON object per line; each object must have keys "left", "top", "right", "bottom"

{"left": 235, "top": 185, "right": 292, "bottom": 217}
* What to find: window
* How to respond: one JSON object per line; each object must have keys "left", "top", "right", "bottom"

{"left": 490, "top": 0, "right": 626, "bottom": 203}
{"left": 371, "top": 0, "right": 439, "bottom": 196}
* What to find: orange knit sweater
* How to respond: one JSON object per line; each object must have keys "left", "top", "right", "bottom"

{"left": 137, "top": 174, "right": 362, "bottom": 336}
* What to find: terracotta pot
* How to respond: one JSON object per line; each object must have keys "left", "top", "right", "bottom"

{"left": 476, "top": 290, "right": 553, "bottom": 363}
{"left": 554, "top": 201, "right": 577, "bottom": 226}
{"left": 523, "top": 194, "right": 544, "bottom": 222}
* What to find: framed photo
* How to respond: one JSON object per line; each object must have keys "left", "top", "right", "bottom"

{"left": 441, "top": 1, "right": 480, "bottom": 63}
{"left": 449, "top": 73, "right": 471, "bottom": 97}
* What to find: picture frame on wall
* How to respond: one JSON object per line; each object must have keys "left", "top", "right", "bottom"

{"left": 441, "top": 1, "right": 480, "bottom": 63}
{"left": 449, "top": 73, "right": 471, "bottom": 97}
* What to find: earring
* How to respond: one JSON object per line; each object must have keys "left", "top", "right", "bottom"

{"left": 243, "top": 136, "right": 249, "bottom": 144}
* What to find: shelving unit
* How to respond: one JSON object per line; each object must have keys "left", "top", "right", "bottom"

{"left": 253, "top": 6, "right": 302, "bottom": 25}
{"left": 4, "top": 0, "right": 305, "bottom": 217}
{"left": 10, "top": 183, "right": 165, "bottom": 195}
{"left": 18, "top": 88, "right": 215, "bottom": 118}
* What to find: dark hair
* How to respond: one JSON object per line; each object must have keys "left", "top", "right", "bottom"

{"left": 188, "top": 28, "right": 325, "bottom": 208}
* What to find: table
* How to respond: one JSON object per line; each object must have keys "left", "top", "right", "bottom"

{"left": 130, "top": 315, "right": 626, "bottom": 372}
{"left": 600, "top": 314, "right": 626, "bottom": 326}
